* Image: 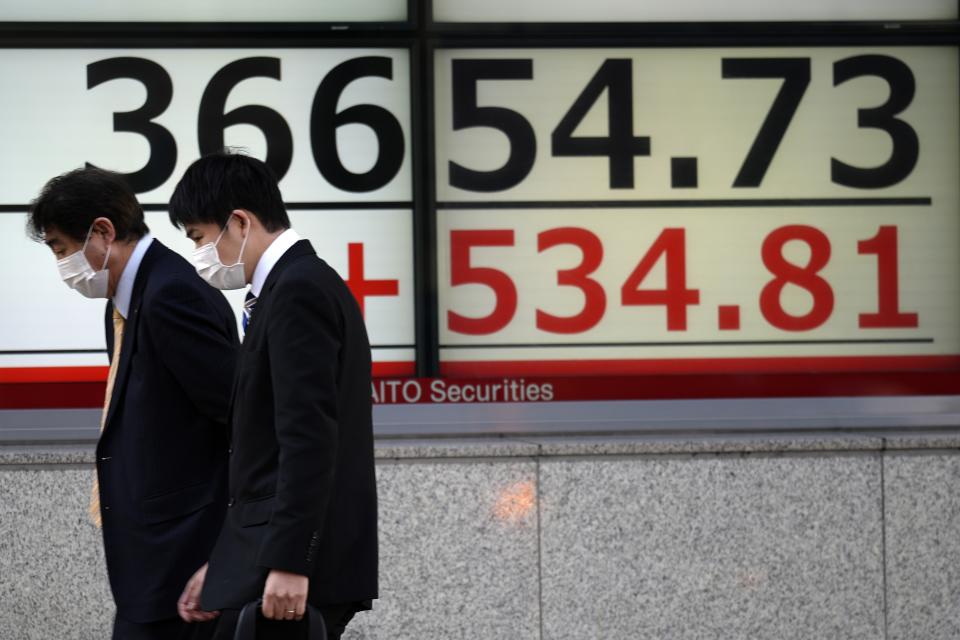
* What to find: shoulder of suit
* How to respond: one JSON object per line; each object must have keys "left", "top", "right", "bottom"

{"left": 272, "top": 254, "right": 349, "bottom": 297}
{"left": 274, "top": 251, "right": 326, "bottom": 282}
{"left": 141, "top": 250, "right": 219, "bottom": 304}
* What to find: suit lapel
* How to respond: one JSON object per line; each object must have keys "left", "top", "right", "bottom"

{"left": 259, "top": 239, "right": 315, "bottom": 299}
{"left": 226, "top": 240, "right": 316, "bottom": 423}
{"left": 240, "top": 239, "right": 315, "bottom": 343}
{"left": 103, "top": 241, "right": 164, "bottom": 432}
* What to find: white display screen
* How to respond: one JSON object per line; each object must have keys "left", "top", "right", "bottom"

{"left": 434, "top": 47, "right": 960, "bottom": 375}
{"left": 2, "top": 41, "right": 958, "bottom": 406}
{"left": 0, "top": 48, "right": 415, "bottom": 375}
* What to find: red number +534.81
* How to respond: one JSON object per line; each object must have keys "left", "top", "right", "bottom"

{"left": 447, "top": 225, "right": 917, "bottom": 335}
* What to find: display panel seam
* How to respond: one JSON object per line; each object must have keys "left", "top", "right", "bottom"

{"left": 436, "top": 198, "right": 933, "bottom": 209}
{"left": 440, "top": 339, "right": 937, "bottom": 348}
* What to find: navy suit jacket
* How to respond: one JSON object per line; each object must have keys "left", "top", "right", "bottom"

{"left": 97, "top": 239, "right": 239, "bottom": 623}
{"left": 201, "top": 240, "right": 377, "bottom": 611}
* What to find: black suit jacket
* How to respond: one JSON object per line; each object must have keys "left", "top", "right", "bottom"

{"left": 201, "top": 239, "right": 377, "bottom": 611}
{"left": 97, "top": 240, "right": 238, "bottom": 623}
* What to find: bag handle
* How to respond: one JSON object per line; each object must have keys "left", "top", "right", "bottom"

{"left": 233, "top": 599, "right": 327, "bottom": 640}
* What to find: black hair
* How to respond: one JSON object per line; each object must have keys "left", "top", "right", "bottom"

{"left": 168, "top": 150, "right": 290, "bottom": 232}
{"left": 26, "top": 167, "right": 149, "bottom": 243}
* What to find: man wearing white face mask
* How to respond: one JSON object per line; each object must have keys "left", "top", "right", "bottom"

{"left": 57, "top": 222, "right": 114, "bottom": 298}
{"left": 28, "top": 167, "right": 239, "bottom": 640}
{"left": 168, "top": 151, "right": 376, "bottom": 640}
{"left": 191, "top": 217, "right": 250, "bottom": 291}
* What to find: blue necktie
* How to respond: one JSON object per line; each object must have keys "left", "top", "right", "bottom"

{"left": 242, "top": 290, "right": 257, "bottom": 335}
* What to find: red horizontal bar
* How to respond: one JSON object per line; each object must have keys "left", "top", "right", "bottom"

{"left": 4, "top": 369, "right": 960, "bottom": 410}
{"left": 372, "top": 361, "right": 416, "bottom": 377}
{"left": 0, "top": 361, "right": 417, "bottom": 410}
{"left": 372, "top": 371, "right": 960, "bottom": 404}
{"left": 3, "top": 359, "right": 959, "bottom": 410}
{"left": 0, "top": 382, "right": 106, "bottom": 410}
{"left": 0, "top": 366, "right": 108, "bottom": 384}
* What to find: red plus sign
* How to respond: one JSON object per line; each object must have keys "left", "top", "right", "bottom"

{"left": 345, "top": 242, "right": 399, "bottom": 317}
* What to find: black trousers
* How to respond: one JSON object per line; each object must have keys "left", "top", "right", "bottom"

{"left": 208, "top": 604, "right": 357, "bottom": 640}
{"left": 112, "top": 614, "right": 216, "bottom": 640}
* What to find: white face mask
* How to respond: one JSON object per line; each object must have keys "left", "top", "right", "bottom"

{"left": 57, "top": 225, "right": 111, "bottom": 299}
{"left": 191, "top": 216, "right": 249, "bottom": 290}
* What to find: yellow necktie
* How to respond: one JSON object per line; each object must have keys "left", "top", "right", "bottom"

{"left": 90, "top": 308, "right": 124, "bottom": 527}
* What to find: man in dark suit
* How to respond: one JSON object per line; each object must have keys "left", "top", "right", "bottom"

{"left": 28, "top": 168, "right": 239, "bottom": 640}
{"left": 168, "top": 151, "right": 377, "bottom": 640}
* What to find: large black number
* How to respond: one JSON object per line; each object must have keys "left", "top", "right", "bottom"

{"left": 722, "top": 58, "right": 810, "bottom": 188}
{"left": 311, "top": 56, "right": 404, "bottom": 193}
{"left": 449, "top": 59, "right": 535, "bottom": 192}
{"left": 87, "top": 57, "right": 177, "bottom": 193}
{"left": 198, "top": 57, "right": 293, "bottom": 181}
{"left": 832, "top": 55, "right": 919, "bottom": 189}
{"left": 551, "top": 59, "right": 650, "bottom": 189}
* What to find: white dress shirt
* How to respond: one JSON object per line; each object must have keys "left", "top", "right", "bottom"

{"left": 250, "top": 229, "right": 302, "bottom": 298}
{"left": 112, "top": 234, "right": 154, "bottom": 319}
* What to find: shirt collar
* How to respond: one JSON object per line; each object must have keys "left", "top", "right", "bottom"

{"left": 250, "top": 229, "right": 301, "bottom": 298}
{"left": 112, "top": 234, "right": 154, "bottom": 319}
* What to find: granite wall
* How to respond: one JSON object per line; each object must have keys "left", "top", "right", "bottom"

{"left": 2, "top": 433, "right": 959, "bottom": 640}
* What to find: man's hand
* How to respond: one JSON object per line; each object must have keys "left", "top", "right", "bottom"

{"left": 177, "top": 563, "right": 220, "bottom": 623}
{"left": 262, "top": 569, "right": 309, "bottom": 621}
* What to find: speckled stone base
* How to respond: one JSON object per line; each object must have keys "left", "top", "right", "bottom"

{"left": 885, "top": 453, "right": 960, "bottom": 640}
{"left": 0, "top": 468, "right": 113, "bottom": 640}
{"left": 2, "top": 434, "right": 960, "bottom": 640}
{"left": 538, "top": 454, "right": 884, "bottom": 640}
{"left": 344, "top": 460, "right": 540, "bottom": 640}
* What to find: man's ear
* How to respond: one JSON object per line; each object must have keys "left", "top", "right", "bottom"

{"left": 232, "top": 209, "right": 254, "bottom": 233}
{"left": 90, "top": 217, "right": 117, "bottom": 243}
